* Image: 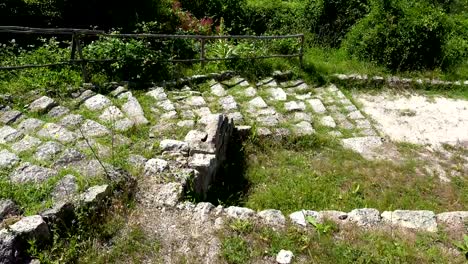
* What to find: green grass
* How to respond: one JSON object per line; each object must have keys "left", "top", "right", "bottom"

{"left": 241, "top": 136, "right": 468, "bottom": 214}
{"left": 219, "top": 218, "right": 467, "bottom": 264}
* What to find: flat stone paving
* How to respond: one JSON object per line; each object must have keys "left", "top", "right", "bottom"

{"left": 0, "top": 76, "right": 381, "bottom": 186}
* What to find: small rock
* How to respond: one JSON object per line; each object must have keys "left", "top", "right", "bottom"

{"left": 0, "top": 199, "right": 20, "bottom": 220}
{"left": 258, "top": 209, "right": 285, "bottom": 226}
{"left": 0, "top": 149, "right": 20, "bottom": 169}
{"left": 60, "top": 114, "right": 84, "bottom": 129}
{"left": 436, "top": 211, "right": 468, "bottom": 230}
{"left": 194, "top": 107, "right": 212, "bottom": 117}
{"left": 177, "top": 120, "right": 195, "bottom": 128}
{"left": 0, "top": 110, "right": 22, "bottom": 125}
{"left": 146, "top": 87, "right": 167, "bottom": 101}
{"left": 284, "top": 101, "right": 306, "bottom": 112}
{"left": 348, "top": 208, "right": 381, "bottom": 227}
{"left": 144, "top": 158, "right": 169, "bottom": 176}
{"left": 52, "top": 175, "right": 78, "bottom": 201}
{"left": 110, "top": 86, "right": 127, "bottom": 97}
{"left": 381, "top": 210, "right": 437, "bottom": 232}
{"left": 160, "top": 140, "right": 189, "bottom": 154}
{"left": 276, "top": 250, "right": 294, "bottom": 264}
{"left": 157, "top": 100, "right": 175, "bottom": 111}
{"left": 83, "top": 94, "right": 111, "bottom": 111}
{"left": 17, "top": 118, "right": 44, "bottom": 133}
{"left": 225, "top": 206, "right": 255, "bottom": 220}
{"left": 128, "top": 154, "right": 147, "bottom": 169}
{"left": 153, "top": 183, "right": 183, "bottom": 207}
{"left": 0, "top": 126, "right": 23, "bottom": 144}
{"left": 29, "top": 96, "right": 56, "bottom": 113}
{"left": 342, "top": 137, "right": 383, "bottom": 158}
{"left": 227, "top": 112, "right": 244, "bottom": 123}
{"left": 34, "top": 141, "right": 63, "bottom": 161}
{"left": 54, "top": 149, "right": 86, "bottom": 167}
{"left": 257, "top": 115, "right": 279, "bottom": 127}
{"left": 347, "top": 110, "right": 365, "bottom": 120}
{"left": 244, "top": 87, "right": 257, "bottom": 97}
{"left": 293, "top": 121, "right": 315, "bottom": 136}
{"left": 10, "top": 163, "right": 57, "bottom": 183}
{"left": 11, "top": 136, "right": 42, "bottom": 154}
{"left": 114, "top": 118, "right": 135, "bottom": 131}
{"left": 185, "top": 130, "right": 208, "bottom": 143}
{"left": 307, "top": 99, "right": 327, "bottom": 114}
{"left": 321, "top": 116, "right": 337, "bottom": 128}
{"left": 80, "top": 120, "right": 110, "bottom": 137}
{"left": 257, "top": 127, "right": 272, "bottom": 136}
{"left": 47, "top": 106, "right": 69, "bottom": 118}
{"left": 249, "top": 97, "right": 268, "bottom": 108}
{"left": 293, "top": 112, "right": 311, "bottom": 122}
{"left": 211, "top": 83, "right": 226, "bottom": 97}
{"left": 185, "top": 96, "right": 206, "bottom": 107}
{"left": 122, "top": 96, "right": 149, "bottom": 125}
{"left": 219, "top": 96, "right": 238, "bottom": 111}
{"left": 161, "top": 111, "right": 178, "bottom": 120}
{"left": 9, "top": 215, "right": 50, "bottom": 242}
{"left": 268, "top": 88, "right": 287, "bottom": 101}
{"left": 289, "top": 210, "right": 321, "bottom": 227}
{"left": 100, "top": 106, "right": 124, "bottom": 122}
{"left": 80, "top": 185, "right": 110, "bottom": 205}
{"left": 37, "top": 123, "right": 76, "bottom": 143}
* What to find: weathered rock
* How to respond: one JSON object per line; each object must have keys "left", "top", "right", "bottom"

{"left": 177, "top": 120, "right": 195, "bottom": 128}
{"left": 11, "top": 136, "right": 42, "bottom": 154}
{"left": 348, "top": 208, "right": 381, "bottom": 227}
{"left": 257, "top": 115, "right": 280, "bottom": 127}
{"left": 122, "top": 95, "right": 149, "bottom": 125}
{"left": 0, "top": 110, "right": 22, "bottom": 125}
{"left": 80, "top": 119, "right": 110, "bottom": 137}
{"left": 320, "top": 210, "right": 349, "bottom": 223}
{"left": 0, "top": 126, "right": 23, "bottom": 144}
{"left": 268, "top": 88, "right": 287, "bottom": 101}
{"left": 249, "top": 97, "right": 268, "bottom": 108}
{"left": 160, "top": 110, "right": 178, "bottom": 120}
{"left": 100, "top": 106, "right": 124, "bottom": 122}
{"left": 17, "top": 118, "right": 44, "bottom": 133}
{"left": 185, "top": 130, "right": 208, "bottom": 143}
{"left": 293, "top": 121, "right": 315, "bottom": 136}
{"left": 147, "top": 87, "right": 168, "bottom": 101}
{"left": 436, "top": 211, "right": 468, "bottom": 230}
{"left": 114, "top": 118, "right": 135, "bottom": 132}
{"left": 244, "top": 87, "right": 257, "bottom": 97}
{"left": 0, "top": 199, "right": 19, "bottom": 221}
{"left": 157, "top": 100, "right": 176, "bottom": 111}
{"left": 194, "top": 107, "right": 212, "bottom": 117}
{"left": 348, "top": 110, "right": 365, "bottom": 120}
{"left": 284, "top": 101, "right": 306, "bottom": 112}
{"left": 110, "top": 86, "right": 128, "bottom": 97}
{"left": 211, "top": 83, "right": 226, "bottom": 97}
{"left": 381, "top": 210, "right": 437, "bottom": 232}
{"left": 40, "top": 202, "right": 75, "bottom": 226}
{"left": 9, "top": 215, "right": 50, "bottom": 242}
{"left": 144, "top": 158, "right": 169, "bottom": 176}
{"left": 54, "top": 148, "right": 86, "bottom": 168}
{"left": 128, "top": 154, "right": 148, "bottom": 169}
{"left": 80, "top": 185, "right": 110, "bottom": 205}
{"left": 52, "top": 175, "right": 78, "bottom": 201}
{"left": 321, "top": 116, "right": 337, "bottom": 128}
{"left": 258, "top": 209, "right": 285, "bottom": 226}
{"left": 257, "top": 127, "right": 272, "bottom": 136}
{"left": 34, "top": 141, "right": 63, "bottom": 161}
{"left": 293, "top": 112, "right": 311, "bottom": 122}
{"left": 219, "top": 96, "right": 238, "bottom": 111}
{"left": 189, "top": 153, "right": 217, "bottom": 194}
{"left": 276, "top": 250, "right": 293, "bottom": 264}
{"left": 83, "top": 94, "right": 111, "bottom": 111}
{"left": 152, "top": 183, "right": 183, "bottom": 207}
{"left": 0, "top": 229, "right": 21, "bottom": 263}
{"left": 225, "top": 206, "right": 255, "bottom": 220}
{"left": 29, "top": 96, "right": 56, "bottom": 113}
{"left": 0, "top": 150, "right": 19, "bottom": 169}
{"left": 307, "top": 99, "right": 327, "bottom": 114}
{"left": 185, "top": 96, "right": 207, "bottom": 107}
{"left": 289, "top": 210, "right": 321, "bottom": 227}
{"left": 10, "top": 163, "right": 57, "bottom": 183}
{"left": 37, "top": 123, "right": 76, "bottom": 143}
{"left": 160, "top": 140, "right": 189, "bottom": 154}
{"left": 47, "top": 106, "right": 70, "bottom": 118}
{"left": 227, "top": 112, "right": 244, "bottom": 123}
{"left": 59, "top": 114, "right": 84, "bottom": 129}
{"left": 342, "top": 137, "right": 383, "bottom": 158}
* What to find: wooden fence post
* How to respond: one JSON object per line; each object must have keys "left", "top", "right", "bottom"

{"left": 74, "top": 35, "right": 89, "bottom": 83}
{"left": 200, "top": 38, "right": 206, "bottom": 69}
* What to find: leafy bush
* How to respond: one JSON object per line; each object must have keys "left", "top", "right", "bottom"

{"left": 343, "top": 0, "right": 468, "bottom": 71}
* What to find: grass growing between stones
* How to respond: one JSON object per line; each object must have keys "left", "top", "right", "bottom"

{"left": 241, "top": 136, "right": 468, "bottom": 214}
{"left": 219, "top": 218, "right": 467, "bottom": 264}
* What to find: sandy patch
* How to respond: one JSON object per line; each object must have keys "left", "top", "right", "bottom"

{"left": 355, "top": 92, "right": 468, "bottom": 148}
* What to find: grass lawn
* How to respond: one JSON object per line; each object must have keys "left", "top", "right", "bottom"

{"left": 239, "top": 136, "right": 468, "bottom": 214}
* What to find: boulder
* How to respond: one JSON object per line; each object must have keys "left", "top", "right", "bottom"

{"left": 381, "top": 210, "right": 437, "bottom": 232}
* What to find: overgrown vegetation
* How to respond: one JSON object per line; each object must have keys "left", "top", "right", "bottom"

{"left": 219, "top": 218, "right": 467, "bottom": 263}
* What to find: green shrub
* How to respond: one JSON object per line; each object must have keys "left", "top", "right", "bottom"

{"left": 343, "top": 0, "right": 468, "bottom": 71}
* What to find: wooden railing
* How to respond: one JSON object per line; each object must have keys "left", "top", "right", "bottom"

{"left": 0, "top": 26, "right": 304, "bottom": 82}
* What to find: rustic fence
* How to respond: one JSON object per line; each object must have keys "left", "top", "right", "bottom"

{"left": 0, "top": 26, "right": 304, "bottom": 82}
